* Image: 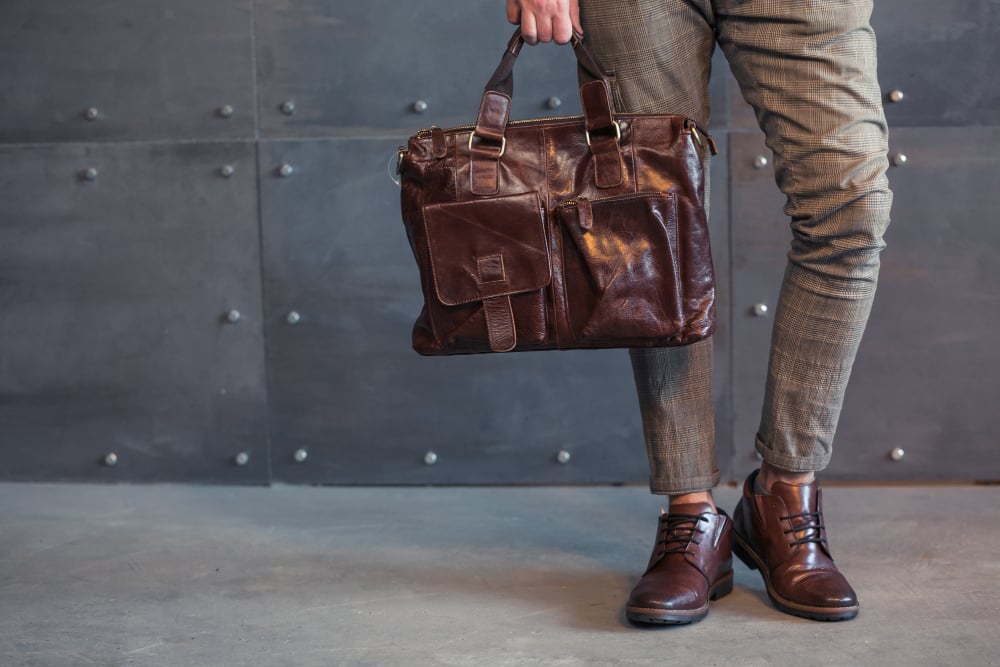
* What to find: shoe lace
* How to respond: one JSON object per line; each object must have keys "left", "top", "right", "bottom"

{"left": 658, "top": 514, "right": 708, "bottom": 554}
{"left": 781, "top": 511, "right": 825, "bottom": 547}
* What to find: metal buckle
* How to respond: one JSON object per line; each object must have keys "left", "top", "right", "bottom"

{"left": 468, "top": 132, "right": 506, "bottom": 158}
{"left": 585, "top": 120, "right": 621, "bottom": 148}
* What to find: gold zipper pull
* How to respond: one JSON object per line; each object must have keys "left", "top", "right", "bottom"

{"left": 578, "top": 197, "right": 593, "bottom": 231}
{"left": 557, "top": 198, "right": 592, "bottom": 231}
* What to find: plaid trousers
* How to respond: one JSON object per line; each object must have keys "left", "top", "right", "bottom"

{"left": 579, "top": 0, "right": 893, "bottom": 494}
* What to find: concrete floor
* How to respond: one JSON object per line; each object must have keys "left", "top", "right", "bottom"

{"left": 1, "top": 483, "right": 998, "bottom": 667}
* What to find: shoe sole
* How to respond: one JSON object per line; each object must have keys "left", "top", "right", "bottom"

{"left": 625, "top": 569, "right": 734, "bottom": 625}
{"left": 731, "top": 531, "right": 859, "bottom": 622}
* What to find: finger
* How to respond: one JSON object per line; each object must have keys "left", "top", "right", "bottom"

{"left": 521, "top": 10, "right": 538, "bottom": 45}
{"left": 506, "top": 0, "right": 520, "bottom": 25}
{"left": 569, "top": 0, "right": 583, "bottom": 36}
{"left": 551, "top": 12, "right": 573, "bottom": 44}
{"left": 535, "top": 14, "right": 554, "bottom": 43}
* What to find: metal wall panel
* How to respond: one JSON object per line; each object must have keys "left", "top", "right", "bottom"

{"left": 705, "top": 131, "right": 734, "bottom": 479}
{"left": 0, "top": 1, "right": 993, "bottom": 486}
{"left": 0, "top": 1, "right": 255, "bottom": 143}
{"left": 0, "top": 142, "right": 269, "bottom": 483}
{"left": 259, "top": 137, "right": 654, "bottom": 484}
{"left": 829, "top": 126, "right": 1000, "bottom": 480}
{"left": 254, "top": 0, "right": 584, "bottom": 137}
{"left": 726, "top": 133, "right": 787, "bottom": 475}
{"left": 725, "top": 0, "right": 1000, "bottom": 130}
{"left": 873, "top": 0, "right": 1000, "bottom": 127}
{"left": 706, "top": 48, "right": 738, "bottom": 129}
{"left": 727, "top": 128, "right": 1000, "bottom": 481}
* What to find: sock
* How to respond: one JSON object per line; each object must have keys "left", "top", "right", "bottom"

{"left": 754, "top": 476, "right": 769, "bottom": 495}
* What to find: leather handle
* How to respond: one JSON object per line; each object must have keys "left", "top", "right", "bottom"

{"left": 472, "top": 29, "right": 617, "bottom": 149}
{"left": 483, "top": 29, "right": 611, "bottom": 100}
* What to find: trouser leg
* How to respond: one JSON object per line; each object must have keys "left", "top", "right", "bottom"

{"left": 714, "top": 0, "right": 893, "bottom": 471}
{"left": 580, "top": 0, "right": 719, "bottom": 494}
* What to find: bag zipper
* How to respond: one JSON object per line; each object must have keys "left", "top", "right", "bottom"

{"left": 559, "top": 192, "right": 671, "bottom": 232}
{"left": 559, "top": 191, "right": 668, "bottom": 209}
{"left": 415, "top": 114, "right": 713, "bottom": 145}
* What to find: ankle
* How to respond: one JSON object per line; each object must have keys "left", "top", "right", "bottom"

{"left": 758, "top": 461, "right": 815, "bottom": 493}
{"left": 669, "top": 491, "right": 716, "bottom": 512}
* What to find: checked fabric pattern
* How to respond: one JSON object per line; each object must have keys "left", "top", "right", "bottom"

{"left": 579, "top": 0, "right": 893, "bottom": 491}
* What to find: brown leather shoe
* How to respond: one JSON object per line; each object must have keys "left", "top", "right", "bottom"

{"left": 732, "top": 469, "right": 859, "bottom": 621}
{"left": 625, "top": 502, "right": 734, "bottom": 625}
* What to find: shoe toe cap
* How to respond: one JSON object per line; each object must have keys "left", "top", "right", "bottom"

{"left": 628, "top": 578, "right": 705, "bottom": 611}
{"left": 791, "top": 570, "right": 858, "bottom": 608}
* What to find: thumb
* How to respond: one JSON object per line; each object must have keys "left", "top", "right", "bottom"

{"left": 506, "top": 0, "right": 521, "bottom": 25}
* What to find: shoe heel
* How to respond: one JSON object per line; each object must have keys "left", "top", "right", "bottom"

{"left": 732, "top": 538, "right": 758, "bottom": 571}
{"left": 710, "top": 571, "right": 734, "bottom": 601}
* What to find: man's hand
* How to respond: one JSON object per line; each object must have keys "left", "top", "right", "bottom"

{"left": 506, "top": 0, "right": 582, "bottom": 45}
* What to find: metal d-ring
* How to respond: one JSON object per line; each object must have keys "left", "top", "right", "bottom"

{"left": 585, "top": 120, "right": 621, "bottom": 148}
{"left": 467, "top": 132, "right": 506, "bottom": 158}
{"left": 388, "top": 149, "right": 404, "bottom": 187}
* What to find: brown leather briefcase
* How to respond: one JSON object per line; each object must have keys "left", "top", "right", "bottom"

{"left": 397, "top": 29, "right": 717, "bottom": 355}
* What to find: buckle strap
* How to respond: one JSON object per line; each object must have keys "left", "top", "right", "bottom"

{"left": 482, "top": 295, "right": 516, "bottom": 352}
{"left": 469, "top": 91, "right": 511, "bottom": 195}
{"left": 477, "top": 254, "right": 516, "bottom": 352}
{"left": 579, "top": 80, "right": 623, "bottom": 188}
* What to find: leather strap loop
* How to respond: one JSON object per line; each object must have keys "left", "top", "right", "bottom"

{"left": 470, "top": 143, "right": 501, "bottom": 195}
{"left": 579, "top": 79, "right": 623, "bottom": 187}
{"left": 590, "top": 135, "right": 625, "bottom": 188}
{"left": 477, "top": 254, "right": 516, "bottom": 352}
{"left": 470, "top": 87, "right": 513, "bottom": 195}
{"left": 474, "top": 91, "right": 512, "bottom": 143}
{"left": 431, "top": 126, "right": 447, "bottom": 158}
{"left": 482, "top": 295, "right": 517, "bottom": 352}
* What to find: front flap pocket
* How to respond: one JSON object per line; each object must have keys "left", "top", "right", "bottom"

{"left": 423, "top": 192, "right": 551, "bottom": 306}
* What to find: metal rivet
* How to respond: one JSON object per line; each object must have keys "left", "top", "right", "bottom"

{"left": 890, "top": 447, "right": 905, "bottom": 462}
{"left": 412, "top": 100, "right": 429, "bottom": 114}
{"left": 278, "top": 163, "right": 294, "bottom": 177}
{"left": 218, "top": 104, "right": 234, "bottom": 118}
{"left": 286, "top": 311, "right": 301, "bottom": 325}
{"left": 752, "top": 155, "right": 769, "bottom": 170}
{"left": 82, "top": 167, "right": 99, "bottom": 181}
{"left": 234, "top": 451, "right": 250, "bottom": 466}
{"left": 84, "top": 107, "right": 100, "bottom": 121}
{"left": 280, "top": 100, "right": 296, "bottom": 115}
{"left": 546, "top": 96, "right": 562, "bottom": 110}
{"left": 225, "top": 309, "right": 241, "bottom": 324}
{"left": 220, "top": 164, "right": 235, "bottom": 178}
{"left": 888, "top": 89, "right": 905, "bottom": 104}
{"left": 891, "top": 152, "right": 908, "bottom": 167}
{"left": 556, "top": 449, "right": 571, "bottom": 464}
{"left": 293, "top": 448, "right": 308, "bottom": 463}
{"left": 104, "top": 452, "right": 118, "bottom": 467}
{"left": 752, "top": 303, "right": 769, "bottom": 317}
{"left": 423, "top": 451, "right": 438, "bottom": 466}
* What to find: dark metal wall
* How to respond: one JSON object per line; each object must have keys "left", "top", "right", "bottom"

{"left": 725, "top": 1, "right": 1000, "bottom": 482}
{"left": 0, "top": 1, "right": 997, "bottom": 484}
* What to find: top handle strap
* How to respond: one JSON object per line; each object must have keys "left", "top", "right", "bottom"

{"left": 469, "top": 29, "right": 621, "bottom": 195}
{"left": 483, "top": 29, "right": 612, "bottom": 99}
